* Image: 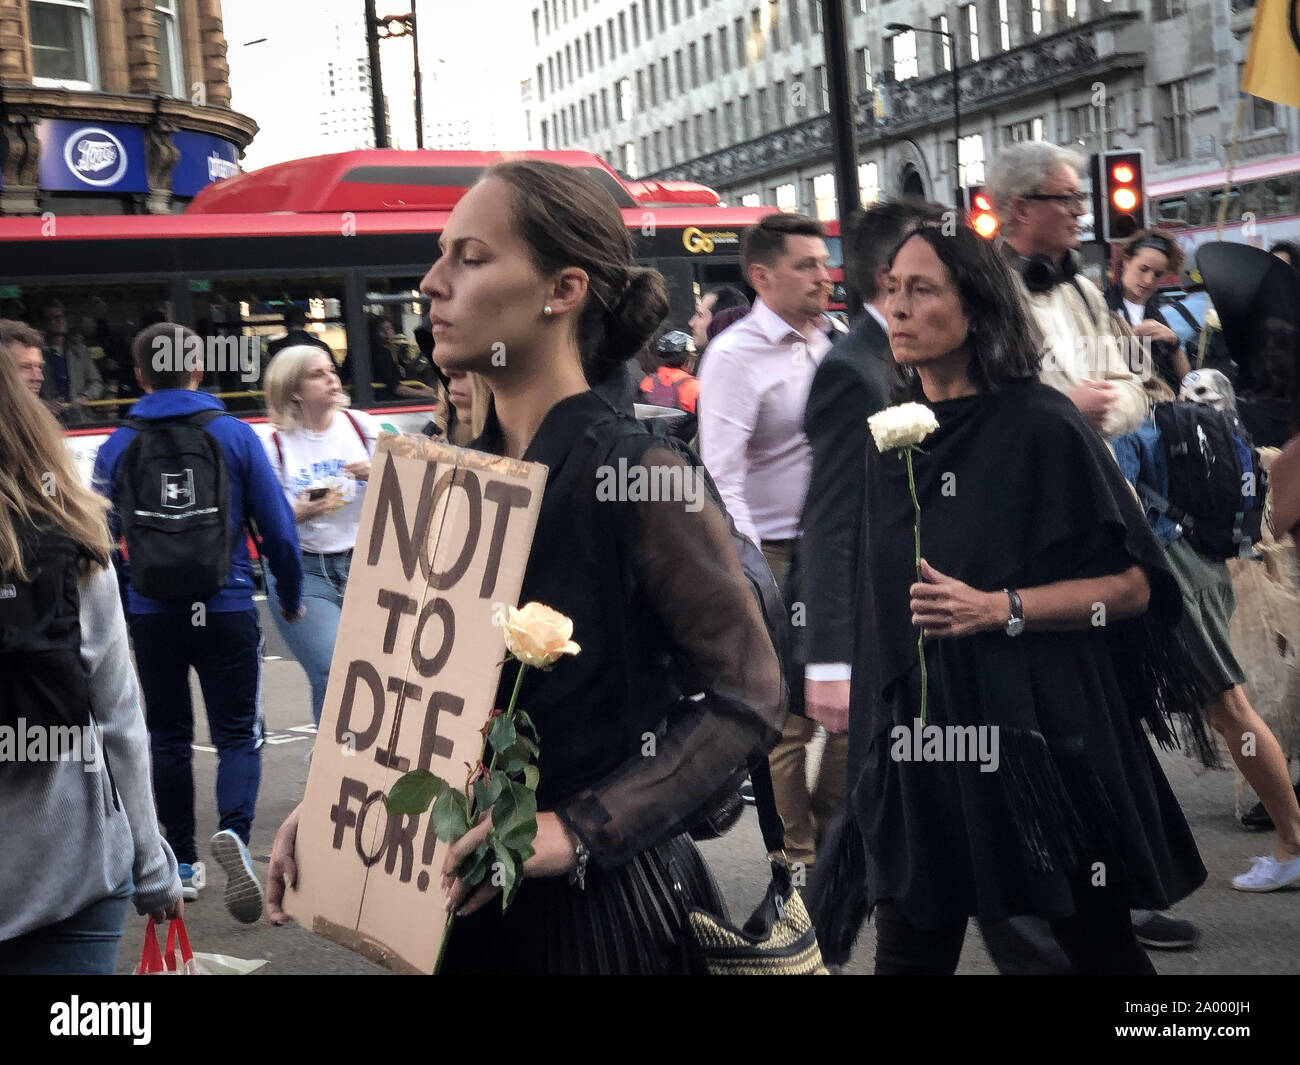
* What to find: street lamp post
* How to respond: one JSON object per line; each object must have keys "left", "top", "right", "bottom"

{"left": 820, "top": 0, "right": 861, "bottom": 306}
{"left": 886, "top": 22, "right": 960, "bottom": 198}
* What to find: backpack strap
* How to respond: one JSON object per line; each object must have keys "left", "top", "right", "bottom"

{"left": 340, "top": 409, "right": 373, "bottom": 455}
{"left": 1163, "top": 297, "right": 1203, "bottom": 335}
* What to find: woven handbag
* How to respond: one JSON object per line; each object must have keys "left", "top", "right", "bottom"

{"left": 681, "top": 762, "right": 829, "bottom": 975}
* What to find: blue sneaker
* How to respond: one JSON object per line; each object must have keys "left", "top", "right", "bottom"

{"left": 178, "top": 861, "right": 205, "bottom": 902}
{"left": 210, "top": 830, "right": 264, "bottom": 924}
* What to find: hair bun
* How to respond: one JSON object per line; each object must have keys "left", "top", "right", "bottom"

{"left": 604, "top": 267, "right": 669, "bottom": 365}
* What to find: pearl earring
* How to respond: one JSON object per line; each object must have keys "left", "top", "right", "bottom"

{"left": 543, "top": 304, "right": 553, "bottom": 316}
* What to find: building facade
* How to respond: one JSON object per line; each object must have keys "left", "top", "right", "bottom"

{"left": 0, "top": 0, "right": 255, "bottom": 214}
{"left": 527, "top": 0, "right": 1297, "bottom": 246}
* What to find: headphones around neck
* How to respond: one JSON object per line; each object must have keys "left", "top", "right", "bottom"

{"left": 1010, "top": 248, "right": 1081, "bottom": 293}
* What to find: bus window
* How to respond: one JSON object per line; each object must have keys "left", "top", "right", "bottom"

{"left": 1260, "top": 176, "right": 1296, "bottom": 218}
{"left": 1185, "top": 190, "right": 1210, "bottom": 228}
{"left": 189, "top": 275, "right": 348, "bottom": 415}
{"left": 0, "top": 280, "right": 171, "bottom": 429}
{"left": 361, "top": 279, "right": 443, "bottom": 414}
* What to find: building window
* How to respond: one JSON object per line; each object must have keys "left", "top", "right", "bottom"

{"left": 566, "top": 44, "right": 574, "bottom": 82}
{"left": 689, "top": 41, "right": 699, "bottom": 86}
{"left": 961, "top": 4, "right": 980, "bottom": 64}
{"left": 649, "top": 64, "right": 659, "bottom": 105}
{"left": 662, "top": 55, "right": 671, "bottom": 96}
{"left": 931, "top": 15, "right": 951, "bottom": 72}
{"left": 654, "top": 129, "right": 664, "bottom": 167}
{"left": 618, "top": 76, "right": 633, "bottom": 120}
{"left": 704, "top": 35, "right": 715, "bottom": 78}
{"left": 742, "top": 193, "right": 762, "bottom": 207}
{"left": 814, "top": 65, "right": 829, "bottom": 112}
{"left": 1063, "top": 0, "right": 1078, "bottom": 24}
{"left": 709, "top": 106, "right": 719, "bottom": 145}
{"left": 624, "top": 141, "right": 638, "bottom": 176}
{"left": 723, "top": 101, "right": 735, "bottom": 142}
{"left": 29, "top": 0, "right": 98, "bottom": 88}
{"left": 1240, "top": 64, "right": 1277, "bottom": 131}
{"left": 597, "top": 25, "right": 605, "bottom": 64}
{"left": 666, "top": 125, "right": 676, "bottom": 165}
{"left": 1022, "top": 0, "right": 1042, "bottom": 37}
{"left": 576, "top": 39, "right": 584, "bottom": 78}
{"left": 810, "top": 0, "right": 822, "bottom": 34}
{"left": 635, "top": 69, "right": 645, "bottom": 109}
{"left": 1158, "top": 79, "right": 1192, "bottom": 161}
{"left": 957, "top": 132, "right": 985, "bottom": 185}
{"left": 811, "top": 172, "right": 832, "bottom": 218}
{"left": 580, "top": 98, "right": 589, "bottom": 136}
{"left": 891, "top": 30, "right": 918, "bottom": 82}
{"left": 680, "top": 118, "right": 690, "bottom": 156}
{"left": 789, "top": 0, "right": 802, "bottom": 43}
{"left": 601, "top": 87, "right": 610, "bottom": 126}
{"left": 740, "top": 94, "right": 752, "bottom": 138}
{"left": 859, "top": 161, "right": 880, "bottom": 204}
{"left": 855, "top": 47, "right": 872, "bottom": 94}
{"left": 642, "top": 134, "right": 651, "bottom": 168}
{"left": 619, "top": 11, "right": 628, "bottom": 51}
{"left": 633, "top": 4, "right": 641, "bottom": 45}
{"left": 719, "top": 26, "right": 730, "bottom": 73}
{"left": 757, "top": 86, "right": 769, "bottom": 131}
{"left": 536, "top": 5, "right": 544, "bottom": 40}
{"left": 586, "top": 32, "right": 594, "bottom": 70}
{"left": 768, "top": 0, "right": 781, "bottom": 50}
{"left": 658, "top": 0, "right": 667, "bottom": 33}
{"left": 1154, "top": 0, "right": 1184, "bottom": 18}
{"left": 154, "top": 0, "right": 184, "bottom": 97}
{"left": 675, "top": 49, "right": 685, "bottom": 93}
{"left": 734, "top": 16, "right": 746, "bottom": 67}
{"left": 672, "top": 0, "right": 680, "bottom": 24}
{"left": 541, "top": 118, "right": 550, "bottom": 148}
{"left": 643, "top": 0, "right": 653, "bottom": 38}
{"left": 694, "top": 113, "right": 705, "bottom": 151}
{"left": 776, "top": 182, "right": 798, "bottom": 212}
{"left": 774, "top": 78, "right": 786, "bottom": 124}
{"left": 996, "top": 0, "right": 1011, "bottom": 50}
{"left": 1003, "top": 115, "right": 1044, "bottom": 143}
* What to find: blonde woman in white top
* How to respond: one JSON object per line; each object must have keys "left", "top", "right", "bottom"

{"left": 263, "top": 346, "right": 378, "bottom": 723}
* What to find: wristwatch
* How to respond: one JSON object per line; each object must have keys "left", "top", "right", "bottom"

{"left": 1004, "top": 589, "right": 1026, "bottom": 637}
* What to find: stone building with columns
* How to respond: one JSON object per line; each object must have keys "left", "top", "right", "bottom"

{"left": 528, "top": 0, "right": 1298, "bottom": 253}
{"left": 0, "top": 0, "right": 255, "bottom": 214}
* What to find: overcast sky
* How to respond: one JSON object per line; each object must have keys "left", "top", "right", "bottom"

{"left": 222, "top": 0, "right": 532, "bottom": 170}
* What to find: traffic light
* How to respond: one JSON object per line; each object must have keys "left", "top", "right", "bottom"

{"left": 1092, "top": 150, "right": 1146, "bottom": 243}
{"left": 964, "top": 185, "right": 999, "bottom": 239}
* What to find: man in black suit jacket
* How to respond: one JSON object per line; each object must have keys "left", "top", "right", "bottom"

{"left": 794, "top": 201, "right": 941, "bottom": 743}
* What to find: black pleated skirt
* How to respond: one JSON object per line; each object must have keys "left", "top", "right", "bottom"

{"left": 437, "top": 833, "right": 725, "bottom": 975}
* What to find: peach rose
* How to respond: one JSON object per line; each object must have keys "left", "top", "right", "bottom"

{"left": 493, "top": 602, "right": 581, "bottom": 669}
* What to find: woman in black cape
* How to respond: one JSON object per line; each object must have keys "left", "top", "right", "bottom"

{"left": 843, "top": 226, "right": 1206, "bottom": 975}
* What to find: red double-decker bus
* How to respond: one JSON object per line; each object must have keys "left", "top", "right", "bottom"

{"left": 0, "top": 148, "right": 776, "bottom": 477}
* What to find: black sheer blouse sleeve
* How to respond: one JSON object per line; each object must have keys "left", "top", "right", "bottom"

{"left": 554, "top": 443, "right": 786, "bottom": 868}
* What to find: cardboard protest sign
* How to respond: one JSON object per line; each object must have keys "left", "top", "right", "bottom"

{"left": 285, "top": 433, "right": 547, "bottom": 973}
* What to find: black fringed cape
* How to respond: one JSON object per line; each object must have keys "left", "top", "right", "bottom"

{"left": 827, "top": 379, "right": 1208, "bottom": 937}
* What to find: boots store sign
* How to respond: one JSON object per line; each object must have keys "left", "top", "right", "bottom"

{"left": 30, "top": 120, "right": 238, "bottom": 196}
{"left": 36, "top": 121, "right": 146, "bottom": 191}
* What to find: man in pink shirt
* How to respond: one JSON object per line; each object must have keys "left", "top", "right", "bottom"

{"left": 698, "top": 212, "right": 846, "bottom": 871}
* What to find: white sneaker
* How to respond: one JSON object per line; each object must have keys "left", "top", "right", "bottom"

{"left": 210, "top": 830, "right": 265, "bottom": 923}
{"left": 1232, "top": 854, "right": 1300, "bottom": 892}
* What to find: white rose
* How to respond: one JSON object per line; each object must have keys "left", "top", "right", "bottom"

{"left": 1204, "top": 307, "right": 1221, "bottom": 331}
{"left": 492, "top": 601, "right": 581, "bottom": 669}
{"left": 868, "top": 402, "right": 940, "bottom": 452}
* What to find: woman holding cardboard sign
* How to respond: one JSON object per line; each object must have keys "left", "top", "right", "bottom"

{"left": 268, "top": 161, "right": 785, "bottom": 973}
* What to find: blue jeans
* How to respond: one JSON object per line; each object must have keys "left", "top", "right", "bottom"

{"left": 269, "top": 550, "right": 351, "bottom": 725}
{"left": 130, "top": 608, "right": 264, "bottom": 866}
{"left": 0, "top": 881, "right": 131, "bottom": 975}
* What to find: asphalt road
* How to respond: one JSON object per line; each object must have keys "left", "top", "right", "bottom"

{"left": 113, "top": 599, "right": 1300, "bottom": 976}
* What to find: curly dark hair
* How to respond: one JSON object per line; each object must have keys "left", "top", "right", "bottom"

{"left": 1119, "top": 227, "right": 1185, "bottom": 278}
{"left": 886, "top": 224, "right": 1041, "bottom": 397}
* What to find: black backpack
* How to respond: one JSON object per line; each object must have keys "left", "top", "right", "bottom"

{"left": 1142, "top": 401, "right": 1266, "bottom": 561}
{"left": 114, "top": 409, "right": 232, "bottom": 602}
{"left": 0, "top": 526, "right": 120, "bottom": 805}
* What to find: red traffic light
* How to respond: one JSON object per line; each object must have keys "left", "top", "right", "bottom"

{"left": 1112, "top": 163, "right": 1135, "bottom": 184}
{"left": 972, "top": 192, "right": 993, "bottom": 212}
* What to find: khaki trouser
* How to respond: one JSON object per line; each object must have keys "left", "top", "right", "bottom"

{"left": 761, "top": 539, "right": 851, "bottom": 869}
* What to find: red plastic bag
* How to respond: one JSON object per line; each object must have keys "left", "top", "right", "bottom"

{"left": 135, "top": 918, "right": 201, "bottom": 975}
